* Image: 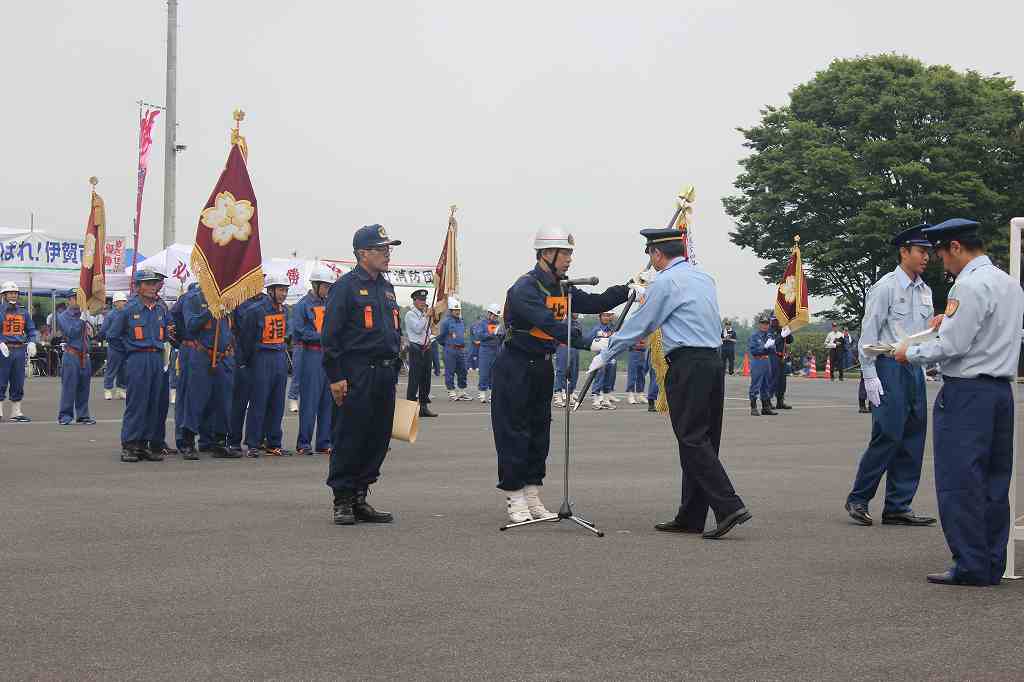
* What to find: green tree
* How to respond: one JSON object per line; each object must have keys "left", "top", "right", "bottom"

{"left": 723, "top": 54, "right": 1024, "bottom": 323}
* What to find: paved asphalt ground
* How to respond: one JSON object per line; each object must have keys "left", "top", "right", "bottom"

{"left": 3, "top": 373, "right": 1024, "bottom": 681}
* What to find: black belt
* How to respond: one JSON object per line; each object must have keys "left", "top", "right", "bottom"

{"left": 945, "top": 374, "right": 1011, "bottom": 383}
{"left": 504, "top": 343, "right": 552, "bottom": 363}
{"left": 666, "top": 346, "right": 719, "bottom": 365}
{"left": 365, "top": 357, "right": 399, "bottom": 368}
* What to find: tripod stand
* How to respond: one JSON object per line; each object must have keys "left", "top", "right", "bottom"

{"left": 500, "top": 281, "right": 604, "bottom": 537}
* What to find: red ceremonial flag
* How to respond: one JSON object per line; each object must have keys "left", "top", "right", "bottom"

{"left": 774, "top": 237, "right": 810, "bottom": 332}
{"left": 130, "top": 107, "right": 160, "bottom": 287}
{"left": 430, "top": 205, "right": 460, "bottom": 327}
{"left": 190, "top": 112, "right": 263, "bottom": 318}
{"left": 78, "top": 178, "right": 106, "bottom": 314}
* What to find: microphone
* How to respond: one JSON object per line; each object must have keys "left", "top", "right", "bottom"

{"left": 560, "top": 276, "right": 599, "bottom": 286}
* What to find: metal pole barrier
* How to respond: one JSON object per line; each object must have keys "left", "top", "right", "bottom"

{"left": 1006, "top": 217, "right": 1024, "bottom": 579}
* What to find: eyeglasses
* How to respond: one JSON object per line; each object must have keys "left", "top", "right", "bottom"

{"left": 364, "top": 246, "right": 392, "bottom": 254}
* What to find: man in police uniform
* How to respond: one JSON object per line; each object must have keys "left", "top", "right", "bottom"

{"left": 112, "top": 269, "right": 169, "bottom": 462}
{"left": 404, "top": 288, "right": 437, "bottom": 418}
{"left": 845, "top": 224, "right": 937, "bottom": 527}
{"left": 291, "top": 267, "right": 336, "bottom": 455}
{"left": 323, "top": 224, "right": 403, "bottom": 526}
{"left": 493, "top": 225, "right": 629, "bottom": 523}
{"left": 747, "top": 317, "right": 777, "bottom": 416}
{"left": 896, "top": 218, "right": 1024, "bottom": 586}
{"left": 590, "top": 228, "right": 751, "bottom": 538}
{"left": 0, "top": 281, "right": 38, "bottom": 422}
{"left": 100, "top": 292, "right": 128, "bottom": 401}
{"left": 56, "top": 289, "right": 96, "bottom": 425}
{"left": 242, "top": 274, "right": 292, "bottom": 457}
{"left": 721, "top": 320, "right": 737, "bottom": 375}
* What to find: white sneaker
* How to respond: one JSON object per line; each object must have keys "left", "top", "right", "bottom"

{"left": 627, "top": 393, "right": 636, "bottom": 405}
{"left": 478, "top": 391, "right": 487, "bottom": 403}
{"left": 448, "top": 390, "right": 458, "bottom": 401}
{"left": 11, "top": 401, "right": 24, "bottom": 419}
{"left": 592, "top": 395, "right": 604, "bottom": 410}
{"left": 289, "top": 399, "right": 299, "bottom": 413}
{"left": 169, "top": 388, "right": 176, "bottom": 405}
{"left": 524, "top": 484, "right": 557, "bottom": 520}
{"left": 116, "top": 388, "right": 127, "bottom": 400}
{"left": 0, "top": 402, "right": 4, "bottom": 419}
{"left": 553, "top": 392, "right": 565, "bottom": 408}
{"left": 602, "top": 397, "right": 617, "bottom": 410}
{"left": 104, "top": 389, "right": 113, "bottom": 400}
{"left": 608, "top": 394, "right": 621, "bottom": 403}
{"left": 505, "top": 488, "right": 532, "bottom": 523}
{"left": 458, "top": 390, "right": 472, "bottom": 401}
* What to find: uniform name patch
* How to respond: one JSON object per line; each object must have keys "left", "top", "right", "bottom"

{"left": 359, "top": 289, "right": 369, "bottom": 296}
{"left": 945, "top": 298, "right": 959, "bottom": 317}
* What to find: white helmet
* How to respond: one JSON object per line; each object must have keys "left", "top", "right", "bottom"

{"left": 112, "top": 292, "right": 128, "bottom": 303}
{"left": 486, "top": 303, "right": 502, "bottom": 316}
{"left": 265, "top": 273, "right": 291, "bottom": 289}
{"left": 309, "top": 267, "right": 335, "bottom": 286}
{"left": 0, "top": 281, "right": 18, "bottom": 295}
{"left": 533, "top": 225, "right": 575, "bottom": 251}
{"left": 447, "top": 297, "right": 461, "bottom": 310}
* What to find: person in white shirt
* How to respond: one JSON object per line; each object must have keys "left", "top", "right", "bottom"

{"left": 403, "top": 289, "right": 437, "bottom": 418}
{"left": 824, "top": 322, "right": 846, "bottom": 381}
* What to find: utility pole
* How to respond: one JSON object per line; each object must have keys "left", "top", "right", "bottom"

{"left": 162, "top": 0, "right": 178, "bottom": 248}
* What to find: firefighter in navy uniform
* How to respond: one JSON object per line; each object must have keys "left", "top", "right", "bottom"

{"left": 769, "top": 316, "right": 794, "bottom": 409}
{"left": 493, "top": 225, "right": 629, "bottom": 523}
{"left": 0, "top": 281, "right": 38, "bottom": 422}
{"left": 112, "top": 269, "right": 170, "bottom": 462}
{"left": 291, "top": 267, "right": 336, "bottom": 455}
{"left": 242, "top": 274, "right": 293, "bottom": 457}
{"left": 323, "top": 224, "right": 403, "bottom": 526}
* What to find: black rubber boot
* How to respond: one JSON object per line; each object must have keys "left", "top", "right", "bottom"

{"left": 333, "top": 490, "right": 356, "bottom": 525}
{"left": 750, "top": 398, "right": 760, "bottom": 416}
{"left": 761, "top": 399, "right": 777, "bottom": 416}
{"left": 647, "top": 399, "right": 656, "bottom": 413}
{"left": 419, "top": 403, "right": 438, "bottom": 418}
{"left": 858, "top": 401, "right": 870, "bottom": 414}
{"left": 776, "top": 395, "right": 792, "bottom": 410}
{"left": 354, "top": 489, "right": 394, "bottom": 523}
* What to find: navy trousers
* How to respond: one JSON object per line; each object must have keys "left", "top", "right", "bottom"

{"left": 152, "top": 365, "right": 170, "bottom": 446}
{"left": 296, "top": 347, "right": 332, "bottom": 451}
{"left": 847, "top": 357, "right": 927, "bottom": 513}
{"left": 934, "top": 376, "right": 1014, "bottom": 585}
{"left": 554, "top": 345, "right": 578, "bottom": 393}
{"left": 0, "top": 345, "right": 27, "bottom": 401}
{"left": 103, "top": 347, "right": 126, "bottom": 390}
{"left": 287, "top": 346, "right": 302, "bottom": 401}
{"left": 228, "top": 363, "right": 251, "bottom": 448}
{"left": 245, "top": 350, "right": 288, "bottom": 449}
{"left": 478, "top": 344, "right": 498, "bottom": 391}
{"left": 627, "top": 349, "right": 647, "bottom": 392}
{"left": 121, "top": 352, "right": 162, "bottom": 444}
{"left": 444, "top": 346, "right": 468, "bottom": 389}
{"left": 326, "top": 361, "right": 397, "bottom": 494}
{"left": 491, "top": 347, "right": 554, "bottom": 491}
{"left": 58, "top": 352, "right": 91, "bottom": 423}
{"left": 184, "top": 348, "right": 231, "bottom": 439}
{"left": 647, "top": 365, "right": 659, "bottom": 401}
{"left": 748, "top": 357, "right": 772, "bottom": 400}
{"left": 174, "top": 347, "right": 191, "bottom": 449}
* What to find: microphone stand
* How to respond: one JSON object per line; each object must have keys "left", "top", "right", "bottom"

{"left": 500, "top": 277, "right": 604, "bottom": 537}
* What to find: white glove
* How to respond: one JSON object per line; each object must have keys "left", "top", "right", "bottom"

{"left": 27, "top": 342, "right": 37, "bottom": 357}
{"left": 0, "top": 342, "right": 8, "bottom": 358}
{"left": 587, "top": 353, "right": 607, "bottom": 375}
{"left": 590, "top": 337, "right": 610, "bottom": 353}
{"left": 781, "top": 326, "right": 791, "bottom": 338}
{"left": 628, "top": 283, "right": 646, "bottom": 299}
{"left": 764, "top": 338, "right": 775, "bottom": 349}
{"left": 864, "top": 377, "right": 884, "bottom": 407}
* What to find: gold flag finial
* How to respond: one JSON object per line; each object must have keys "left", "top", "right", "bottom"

{"left": 89, "top": 176, "right": 99, "bottom": 188}
{"left": 449, "top": 204, "right": 457, "bottom": 217}
{"left": 233, "top": 109, "right": 245, "bottom": 126}
{"left": 231, "top": 109, "right": 248, "bottom": 158}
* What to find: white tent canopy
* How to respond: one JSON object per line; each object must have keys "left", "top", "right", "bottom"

{"left": 126, "top": 244, "right": 436, "bottom": 306}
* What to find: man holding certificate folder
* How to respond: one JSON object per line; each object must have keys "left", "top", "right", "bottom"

{"left": 844, "top": 224, "right": 938, "bottom": 528}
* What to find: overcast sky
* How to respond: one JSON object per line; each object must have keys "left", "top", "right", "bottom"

{"left": 3, "top": 1, "right": 1022, "bottom": 319}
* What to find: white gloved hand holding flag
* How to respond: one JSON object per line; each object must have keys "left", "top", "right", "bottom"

{"left": 587, "top": 353, "right": 607, "bottom": 375}
{"left": 27, "top": 342, "right": 37, "bottom": 357}
{"left": 0, "top": 342, "right": 8, "bottom": 358}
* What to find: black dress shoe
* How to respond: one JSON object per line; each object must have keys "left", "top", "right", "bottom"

{"left": 182, "top": 447, "right": 200, "bottom": 461}
{"left": 845, "top": 502, "right": 872, "bottom": 526}
{"left": 296, "top": 447, "right": 313, "bottom": 456}
{"left": 654, "top": 519, "right": 704, "bottom": 534}
{"left": 353, "top": 491, "right": 393, "bottom": 523}
{"left": 333, "top": 491, "right": 356, "bottom": 525}
{"left": 648, "top": 400, "right": 656, "bottom": 412}
{"left": 703, "top": 507, "right": 752, "bottom": 539}
{"left": 120, "top": 446, "right": 140, "bottom": 463}
{"left": 209, "top": 444, "right": 235, "bottom": 458}
{"left": 858, "top": 406, "right": 870, "bottom": 414}
{"left": 419, "top": 404, "right": 438, "bottom": 417}
{"left": 77, "top": 417, "right": 97, "bottom": 425}
{"left": 882, "top": 511, "right": 937, "bottom": 526}
{"left": 246, "top": 447, "right": 262, "bottom": 458}
{"left": 776, "top": 400, "right": 793, "bottom": 410}
{"left": 138, "top": 449, "right": 164, "bottom": 462}
{"left": 926, "top": 570, "right": 986, "bottom": 586}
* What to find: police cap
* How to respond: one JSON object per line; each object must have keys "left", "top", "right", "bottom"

{"left": 353, "top": 224, "right": 402, "bottom": 251}
{"left": 134, "top": 269, "right": 165, "bottom": 283}
{"left": 640, "top": 227, "right": 685, "bottom": 251}
{"left": 890, "top": 223, "right": 932, "bottom": 248}
{"left": 410, "top": 288, "right": 429, "bottom": 301}
{"left": 922, "top": 218, "right": 981, "bottom": 247}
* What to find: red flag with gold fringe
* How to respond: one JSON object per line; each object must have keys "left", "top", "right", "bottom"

{"left": 774, "top": 236, "right": 810, "bottom": 331}
{"left": 77, "top": 177, "right": 106, "bottom": 314}
{"left": 190, "top": 112, "right": 263, "bottom": 318}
